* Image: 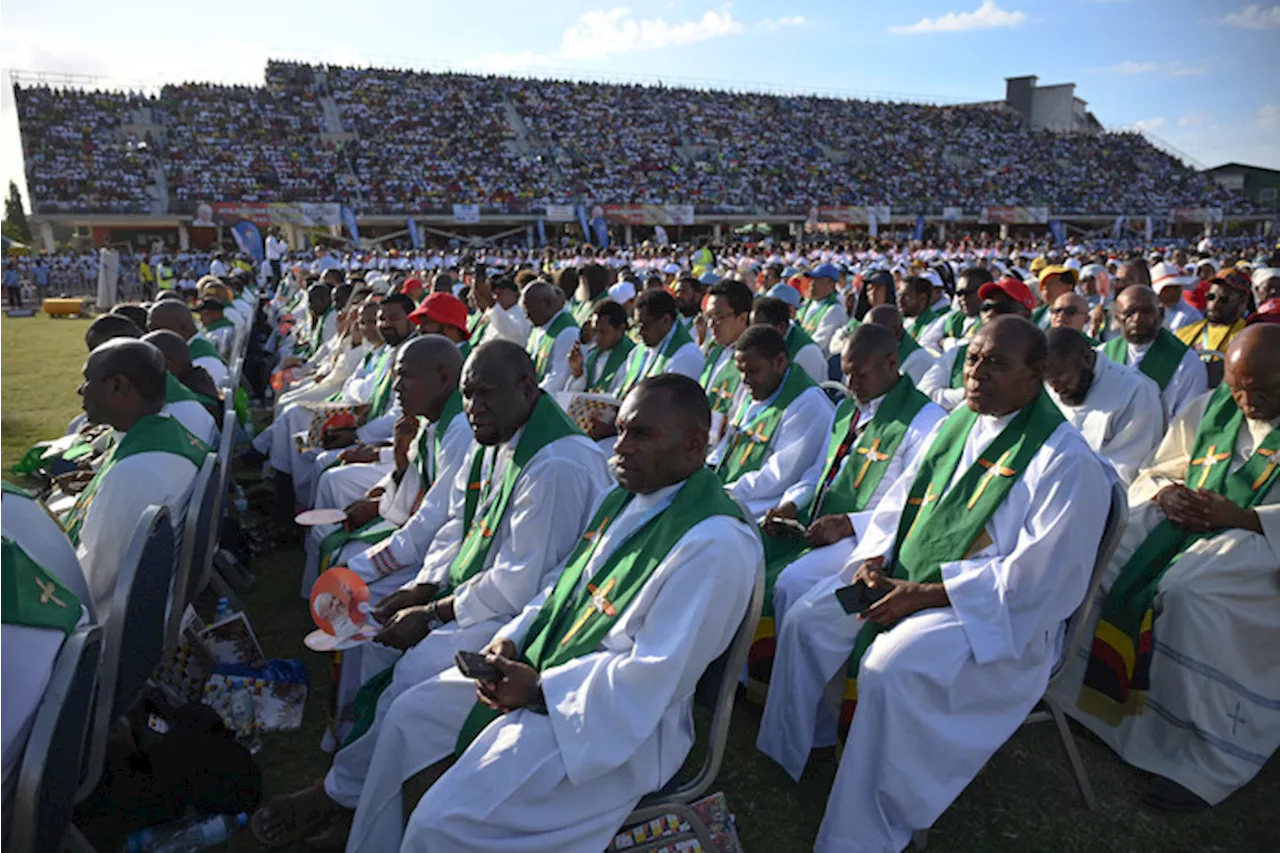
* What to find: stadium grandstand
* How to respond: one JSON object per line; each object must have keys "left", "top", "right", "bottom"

{"left": 11, "top": 60, "right": 1272, "bottom": 251}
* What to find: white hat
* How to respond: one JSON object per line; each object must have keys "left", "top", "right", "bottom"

{"left": 607, "top": 281, "right": 637, "bottom": 304}
{"left": 919, "top": 270, "right": 944, "bottom": 291}
{"left": 1150, "top": 261, "right": 1194, "bottom": 291}
{"left": 367, "top": 273, "right": 390, "bottom": 295}
{"left": 1064, "top": 257, "right": 1082, "bottom": 271}
{"left": 662, "top": 262, "right": 681, "bottom": 275}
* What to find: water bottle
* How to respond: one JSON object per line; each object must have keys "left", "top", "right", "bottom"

{"left": 232, "top": 483, "right": 248, "bottom": 514}
{"left": 214, "top": 597, "right": 233, "bottom": 623}
{"left": 123, "top": 812, "right": 247, "bottom": 852}
{"left": 229, "top": 682, "right": 261, "bottom": 754}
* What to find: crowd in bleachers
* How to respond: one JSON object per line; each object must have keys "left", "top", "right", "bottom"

{"left": 13, "top": 63, "right": 1265, "bottom": 217}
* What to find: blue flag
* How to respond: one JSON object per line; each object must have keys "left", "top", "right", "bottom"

{"left": 407, "top": 218, "right": 422, "bottom": 250}
{"left": 536, "top": 217, "right": 547, "bottom": 247}
{"left": 341, "top": 206, "right": 360, "bottom": 245}
{"left": 576, "top": 206, "right": 592, "bottom": 245}
{"left": 1049, "top": 220, "right": 1066, "bottom": 245}
{"left": 912, "top": 215, "right": 925, "bottom": 241}
{"left": 591, "top": 216, "right": 609, "bottom": 249}
{"left": 230, "top": 221, "right": 263, "bottom": 263}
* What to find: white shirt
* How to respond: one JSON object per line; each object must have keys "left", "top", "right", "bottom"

{"left": 918, "top": 346, "right": 966, "bottom": 411}
{"left": 1163, "top": 301, "right": 1203, "bottom": 333}
{"left": 535, "top": 308, "right": 584, "bottom": 393}
{"left": 1111, "top": 338, "right": 1208, "bottom": 423}
{"left": 901, "top": 347, "right": 937, "bottom": 388}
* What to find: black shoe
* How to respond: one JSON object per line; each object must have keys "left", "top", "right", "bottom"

{"left": 1141, "top": 776, "right": 1210, "bottom": 813}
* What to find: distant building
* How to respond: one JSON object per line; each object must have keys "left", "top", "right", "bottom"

{"left": 1202, "top": 163, "right": 1280, "bottom": 211}
{"left": 999, "top": 76, "right": 1104, "bottom": 133}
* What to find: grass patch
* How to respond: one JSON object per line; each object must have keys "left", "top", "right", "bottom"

{"left": 3, "top": 314, "right": 1276, "bottom": 852}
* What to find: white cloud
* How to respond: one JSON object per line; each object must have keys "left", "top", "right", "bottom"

{"left": 1089, "top": 59, "right": 1208, "bottom": 77}
{"left": 1129, "top": 117, "right": 1166, "bottom": 133}
{"left": 1258, "top": 103, "right": 1280, "bottom": 130}
{"left": 1106, "top": 60, "right": 1159, "bottom": 75}
{"left": 1166, "top": 62, "right": 1208, "bottom": 77}
{"left": 1222, "top": 4, "right": 1280, "bottom": 29}
{"left": 888, "top": 2, "right": 1026, "bottom": 35}
{"left": 559, "top": 6, "right": 745, "bottom": 60}
{"left": 757, "top": 15, "right": 809, "bottom": 31}
{"left": 1179, "top": 112, "right": 1209, "bottom": 127}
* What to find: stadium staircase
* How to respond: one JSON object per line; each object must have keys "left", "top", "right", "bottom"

{"left": 501, "top": 90, "right": 570, "bottom": 188}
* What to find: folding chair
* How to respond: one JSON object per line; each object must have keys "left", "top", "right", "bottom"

{"left": 912, "top": 479, "right": 1128, "bottom": 849}
{"left": 168, "top": 454, "right": 222, "bottom": 646}
{"left": 614, "top": 561, "right": 765, "bottom": 852}
{"left": 77, "top": 506, "right": 176, "bottom": 802}
{"left": 10, "top": 625, "right": 103, "bottom": 853}
{"left": 819, "top": 380, "right": 853, "bottom": 406}
{"left": 205, "top": 408, "right": 251, "bottom": 606}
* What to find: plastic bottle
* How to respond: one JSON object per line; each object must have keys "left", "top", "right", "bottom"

{"left": 228, "top": 682, "right": 261, "bottom": 754}
{"left": 123, "top": 812, "right": 247, "bottom": 852}
{"left": 232, "top": 483, "right": 248, "bottom": 514}
{"left": 214, "top": 597, "right": 232, "bottom": 622}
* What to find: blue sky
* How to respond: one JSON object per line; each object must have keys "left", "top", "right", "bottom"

{"left": 3, "top": 1, "right": 1278, "bottom": 209}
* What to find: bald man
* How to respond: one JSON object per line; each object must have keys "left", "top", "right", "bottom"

{"left": 148, "top": 300, "right": 230, "bottom": 387}
{"left": 68, "top": 339, "right": 208, "bottom": 617}
{"left": 1100, "top": 285, "right": 1207, "bottom": 423}
{"left": 354, "top": 375, "right": 761, "bottom": 853}
{"left": 252, "top": 341, "right": 612, "bottom": 849}
{"left": 142, "top": 330, "right": 221, "bottom": 445}
{"left": 1049, "top": 292, "right": 1096, "bottom": 343}
{"left": 865, "top": 304, "right": 937, "bottom": 387}
{"left": 1064, "top": 325, "right": 1280, "bottom": 813}
{"left": 520, "top": 281, "right": 580, "bottom": 391}
{"left": 1044, "top": 328, "right": 1163, "bottom": 484}
{"left": 760, "top": 317, "right": 1111, "bottom": 853}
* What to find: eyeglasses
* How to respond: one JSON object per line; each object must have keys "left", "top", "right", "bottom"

{"left": 1050, "top": 306, "right": 1082, "bottom": 316}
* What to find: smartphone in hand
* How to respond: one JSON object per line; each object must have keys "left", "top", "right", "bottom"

{"left": 454, "top": 649, "right": 505, "bottom": 682}
{"left": 835, "top": 579, "right": 889, "bottom": 616}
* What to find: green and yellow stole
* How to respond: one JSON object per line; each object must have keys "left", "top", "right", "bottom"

{"left": 1102, "top": 328, "right": 1188, "bottom": 392}
{"left": 583, "top": 338, "right": 636, "bottom": 393}
{"left": 716, "top": 368, "right": 815, "bottom": 484}
{"left": 530, "top": 312, "right": 579, "bottom": 383}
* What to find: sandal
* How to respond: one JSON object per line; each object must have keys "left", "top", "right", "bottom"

{"left": 250, "top": 781, "right": 343, "bottom": 848}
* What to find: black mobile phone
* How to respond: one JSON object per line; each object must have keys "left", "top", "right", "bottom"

{"left": 835, "top": 579, "right": 889, "bottom": 616}
{"left": 454, "top": 649, "right": 505, "bottom": 682}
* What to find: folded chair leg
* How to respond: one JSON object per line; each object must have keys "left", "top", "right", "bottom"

{"left": 210, "top": 571, "right": 245, "bottom": 612}
{"left": 1047, "top": 695, "right": 1097, "bottom": 810}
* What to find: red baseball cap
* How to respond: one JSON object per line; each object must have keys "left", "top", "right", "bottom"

{"left": 978, "top": 277, "right": 1037, "bottom": 312}
{"left": 400, "top": 276, "right": 425, "bottom": 295}
{"left": 409, "top": 292, "right": 471, "bottom": 339}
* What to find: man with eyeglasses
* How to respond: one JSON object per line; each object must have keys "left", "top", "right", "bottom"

{"left": 1100, "top": 285, "right": 1207, "bottom": 423}
{"left": 1175, "top": 269, "right": 1251, "bottom": 356}
{"left": 1030, "top": 265, "right": 1078, "bottom": 330}
{"left": 1049, "top": 292, "right": 1099, "bottom": 345}
{"left": 935, "top": 267, "right": 991, "bottom": 352}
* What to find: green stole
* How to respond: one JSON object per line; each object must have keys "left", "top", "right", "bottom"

{"left": 187, "top": 336, "right": 225, "bottom": 366}
{"left": 1102, "top": 328, "right": 1187, "bottom": 392}
{"left": 295, "top": 307, "right": 334, "bottom": 360}
{"left": 943, "top": 311, "right": 979, "bottom": 341}
{"left": 700, "top": 345, "right": 741, "bottom": 420}
{"left": 618, "top": 321, "right": 696, "bottom": 398}
{"left": 898, "top": 333, "right": 922, "bottom": 370}
{"left": 837, "top": 391, "right": 1065, "bottom": 736}
{"left": 202, "top": 316, "right": 235, "bottom": 334}
{"left": 2, "top": 538, "right": 82, "bottom": 635}
{"left": 571, "top": 297, "right": 601, "bottom": 326}
{"left": 365, "top": 345, "right": 400, "bottom": 420}
{"left": 530, "top": 312, "right": 579, "bottom": 383}
{"left": 454, "top": 467, "right": 749, "bottom": 754}
{"left": 1030, "top": 305, "right": 1048, "bottom": 327}
{"left": 443, "top": 394, "right": 583, "bottom": 595}
{"left": 583, "top": 338, "right": 635, "bottom": 393}
{"left": 757, "top": 378, "right": 932, "bottom": 644}
{"left": 457, "top": 339, "right": 473, "bottom": 362}
{"left": 715, "top": 368, "right": 815, "bottom": 484}
{"left": 165, "top": 372, "right": 218, "bottom": 412}
{"left": 63, "top": 414, "right": 209, "bottom": 545}
{"left": 1079, "top": 384, "right": 1280, "bottom": 723}
{"left": 949, "top": 345, "right": 968, "bottom": 388}
{"left": 907, "top": 305, "right": 945, "bottom": 341}
{"left": 317, "top": 391, "right": 465, "bottom": 570}
{"left": 468, "top": 311, "right": 489, "bottom": 342}
{"left": 784, "top": 323, "right": 816, "bottom": 360}
{"left": 800, "top": 294, "right": 838, "bottom": 336}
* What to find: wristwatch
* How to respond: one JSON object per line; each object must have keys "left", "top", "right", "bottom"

{"left": 422, "top": 604, "right": 446, "bottom": 633}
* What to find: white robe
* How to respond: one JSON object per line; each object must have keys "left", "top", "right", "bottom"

{"left": 617, "top": 324, "right": 707, "bottom": 391}
{"left": 302, "top": 414, "right": 473, "bottom": 600}
{"left": 917, "top": 346, "right": 965, "bottom": 411}
{"left": 913, "top": 312, "right": 950, "bottom": 355}
{"left": 165, "top": 399, "right": 218, "bottom": 447}
{"left": 323, "top": 431, "right": 611, "bottom": 809}
{"left": 793, "top": 340, "right": 830, "bottom": 385}
{"left": 772, "top": 396, "right": 946, "bottom": 626}
{"left": 77, "top": 434, "right": 201, "bottom": 618}
{"left": 901, "top": 346, "right": 936, "bottom": 388}
{"left": 805, "top": 299, "right": 850, "bottom": 355}
{"left": 479, "top": 303, "right": 531, "bottom": 347}
{"left": 1046, "top": 354, "right": 1164, "bottom": 485}
{"left": 347, "top": 482, "right": 761, "bottom": 853}
{"left": 1, "top": 490, "right": 92, "bottom": 621}
{"left": 2, "top": 625, "right": 64, "bottom": 809}
{"left": 1059, "top": 391, "right": 1280, "bottom": 805}
{"left": 757, "top": 414, "right": 1110, "bottom": 853}
{"left": 533, "top": 309, "right": 582, "bottom": 393}
{"left": 1099, "top": 338, "right": 1207, "bottom": 424}
{"left": 1163, "top": 300, "right": 1203, "bottom": 333}
{"left": 707, "top": 382, "right": 835, "bottom": 520}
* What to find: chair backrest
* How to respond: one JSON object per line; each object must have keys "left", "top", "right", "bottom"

{"left": 11, "top": 625, "right": 104, "bottom": 853}
{"left": 78, "top": 505, "right": 175, "bottom": 801}
{"left": 818, "top": 380, "right": 853, "bottom": 406}
{"left": 169, "top": 454, "right": 221, "bottom": 645}
{"left": 1053, "top": 479, "right": 1129, "bottom": 681}
{"left": 216, "top": 407, "right": 237, "bottom": 507}
{"left": 673, "top": 559, "right": 765, "bottom": 804}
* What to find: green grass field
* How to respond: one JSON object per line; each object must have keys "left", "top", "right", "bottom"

{"left": 3, "top": 313, "right": 1276, "bottom": 852}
